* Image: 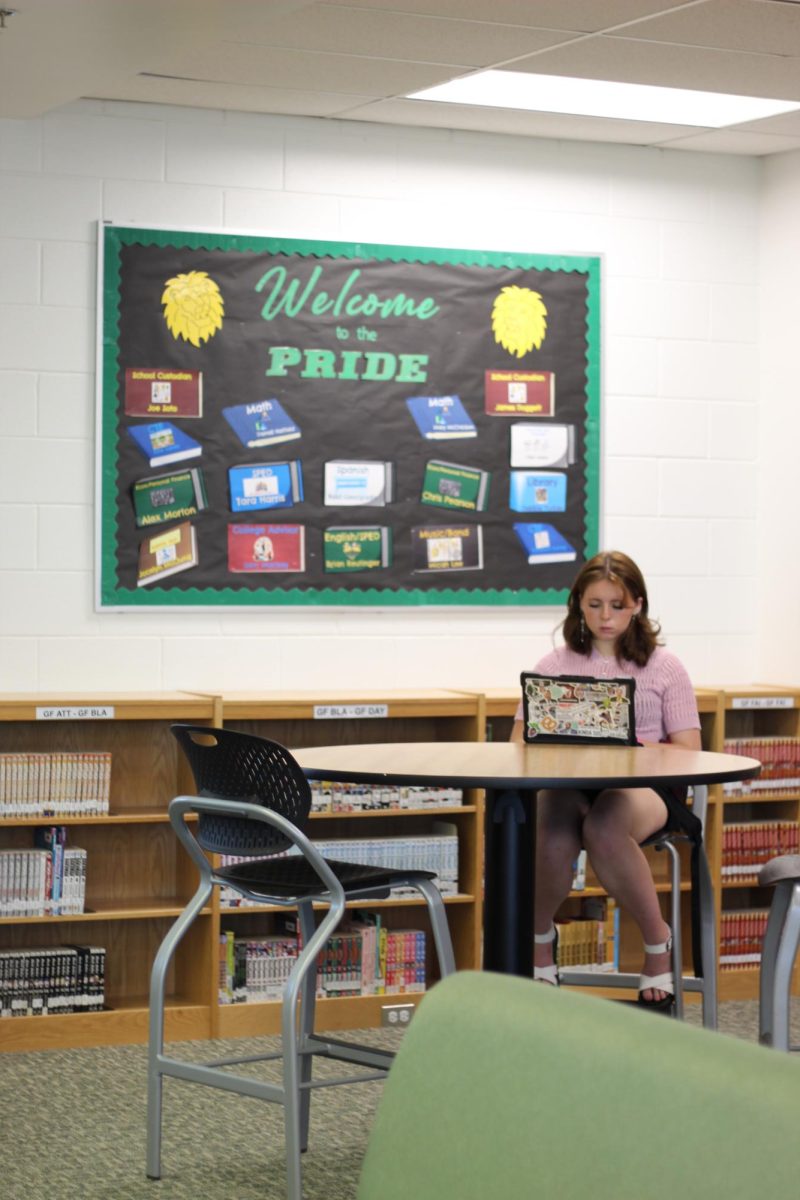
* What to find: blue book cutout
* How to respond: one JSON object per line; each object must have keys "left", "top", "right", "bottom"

{"left": 509, "top": 471, "right": 567, "bottom": 513}
{"left": 513, "top": 522, "right": 577, "bottom": 564}
{"left": 127, "top": 421, "right": 201, "bottom": 468}
{"left": 228, "top": 461, "right": 304, "bottom": 513}
{"left": 406, "top": 394, "right": 477, "bottom": 440}
{"left": 223, "top": 399, "right": 301, "bottom": 448}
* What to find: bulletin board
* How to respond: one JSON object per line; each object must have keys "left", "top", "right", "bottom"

{"left": 97, "top": 223, "right": 600, "bottom": 609}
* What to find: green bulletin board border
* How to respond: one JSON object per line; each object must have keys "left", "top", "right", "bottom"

{"left": 98, "top": 224, "right": 600, "bottom": 609}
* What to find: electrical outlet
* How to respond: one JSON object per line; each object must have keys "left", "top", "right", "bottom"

{"left": 381, "top": 1002, "right": 415, "bottom": 1027}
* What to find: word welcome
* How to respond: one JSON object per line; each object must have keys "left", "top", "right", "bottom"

{"left": 255, "top": 265, "right": 440, "bottom": 323}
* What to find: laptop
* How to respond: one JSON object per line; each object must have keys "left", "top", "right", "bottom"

{"left": 520, "top": 672, "right": 637, "bottom": 746}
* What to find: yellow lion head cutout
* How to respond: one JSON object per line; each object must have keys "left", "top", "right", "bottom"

{"left": 161, "top": 271, "right": 224, "bottom": 346}
{"left": 491, "top": 286, "right": 547, "bottom": 358}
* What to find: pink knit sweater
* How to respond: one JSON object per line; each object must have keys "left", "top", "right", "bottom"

{"left": 516, "top": 645, "right": 700, "bottom": 744}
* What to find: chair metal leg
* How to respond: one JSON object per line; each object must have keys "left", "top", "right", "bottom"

{"left": 759, "top": 880, "right": 794, "bottom": 1047}
{"left": 762, "top": 882, "right": 800, "bottom": 1052}
{"left": 146, "top": 881, "right": 212, "bottom": 1180}
{"left": 297, "top": 901, "right": 317, "bottom": 1153}
{"left": 281, "top": 896, "right": 346, "bottom": 1200}
{"left": 696, "top": 848, "right": 717, "bottom": 1029}
{"left": 662, "top": 841, "right": 684, "bottom": 1020}
{"left": 416, "top": 877, "right": 457, "bottom": 977}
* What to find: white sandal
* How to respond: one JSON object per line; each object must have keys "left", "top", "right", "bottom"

{"left": 638, "top": 930, "right": 675, "bottom": 1010}
{"left": 534, "top": 924, "right": 560, "bottom": 986}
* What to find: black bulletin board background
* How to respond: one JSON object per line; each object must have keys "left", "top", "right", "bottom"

{"left": 98, "top": 225, "right": 600, "bottom": 609}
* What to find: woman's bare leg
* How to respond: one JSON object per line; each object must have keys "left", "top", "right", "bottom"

{"left": 582, "top": 788, "right": 671, "bottom": 1001}
{"left": 533, "top": 789, "right": 589, "bottom": 974}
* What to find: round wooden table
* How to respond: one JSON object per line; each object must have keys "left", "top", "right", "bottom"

{"left": 295, "top": 741, "right": 761, "bottom": 976}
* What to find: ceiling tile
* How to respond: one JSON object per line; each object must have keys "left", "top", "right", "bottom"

{"left": 338, "top": 96, "right": 706, "bottom": 146}
{"left": 227, "top": 5, "right": 576, "bottom": 66}
{"left": 318, "top": 1, "right": 695, "bottom": 33}
{"left": 655, "top": 127, "right": 800, "bottom": 154}
{"left": 614, "top": 0, "right": 800, "bottom": 57}
{"left": 158, "top": 43, "right": 463, "bottom": 96}
{"left": 507, "top": 35, "right": 800, "bottom": 100}
{"left": 95, "top": 77, "right": 375, "bottom": 119}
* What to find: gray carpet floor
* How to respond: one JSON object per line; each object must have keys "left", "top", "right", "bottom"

{"left": 0, "top": 1000, "right": 796, "bottom": 1200}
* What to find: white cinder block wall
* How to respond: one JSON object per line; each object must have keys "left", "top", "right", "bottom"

{"left": 0, "top": 99, "right": 791, "bottom": 694}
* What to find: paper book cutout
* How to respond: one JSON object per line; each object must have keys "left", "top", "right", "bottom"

{"left": 485, "top": 369, "right": 555, "bottom": 417}
{"left": 222, "top": 399, "right": 301, "bottom": 448}
{"left": 513, "top": 522, "right": 577, "bottom": 564}
{"left": 411, "top": 524, "right": 483, "bottom": 572}
{"left": 420, "top": 460, "right": 489, "bottom": 513}
{"left": 509, "top": 423, "right": 576, "bottom": 469}
{"left": 124, "top": 368, "right": 203, "bottom": 418}
{"left": 137, "top": 520, "right": 198, "bottom": 586}
{"left": 323, "top": 526, "right": 392, "bottom": 572}
{"left": 520, "top": 673, "right": 637, "bottom": 745}
{"left": 508, "top": 470, "right": 566, "bottom": 514}
{"left": 227, "top": 523, "right": 306, "bottom": 572}
{"left": 127, "top": 421, "right": 202, "bottom": 468}
{"left": 228, "top": 461, "right": 304, "bottom": 513}
{"left": 406, "top": 395, "right": 477, "bottom": 440}
{"left": 324, "top": 460, "right": 394, "bottom": 507}
{"left": 132, "top": 467, "right": 208, "bottom": 528}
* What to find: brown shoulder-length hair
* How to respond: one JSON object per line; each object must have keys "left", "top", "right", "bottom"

{"left": 562, "top": 551, "right": 662, "bottom": 666}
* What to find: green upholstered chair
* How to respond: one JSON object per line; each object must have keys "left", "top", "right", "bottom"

{"left": 357, "top": 970, "right": 800, "bottom": 1200}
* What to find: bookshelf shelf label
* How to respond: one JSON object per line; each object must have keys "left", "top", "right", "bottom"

{"left": 36, "top": 706, "right": 115, "bottom": 720}
{"left": 313, "top": 704, "right": 388, "bottom": 719}
{"left": 731, "top": 697, "right": 794, "bottom": 710}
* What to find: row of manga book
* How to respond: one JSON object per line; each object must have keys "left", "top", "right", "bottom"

{"left": 721, "top": 821, "right": 799, "bottom": 879}
{"left": 719, "top": 910, "right": 769, "bottom": 969}
{"left": 218, "top": 832, "right": 459, "bottom": 907}
{"left": 0, "top": 828, "right": 87, "bottom": 916}
{"left": 0, "top": 945, "right": 105, "bottom": 1017}
{"left": 218, "top": 914, "right": 426, "bottom": 1003}
{"left": 722, "top": 738, "right": 800, "bottom": 796}
{"left": 0, "top": 752, "right": 111, "bottom": 817}
{"left": 309, "top": 782, "right": 463, "bottom": 813}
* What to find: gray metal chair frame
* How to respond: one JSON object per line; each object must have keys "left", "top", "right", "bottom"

{"left": 146, "top": 726, "right": 456, "bottom": 1200}
{"left": 758, "top": 854, "right": 800, "bottom": 1051}
{"left": 559, "top": 784, "right": 717, "bottom": 1028}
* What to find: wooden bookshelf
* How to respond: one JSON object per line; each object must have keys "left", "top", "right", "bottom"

{"left": 0, "top": 693, "right": 216, "bottom": 1052}
{"left": 210, "top": 689, "right": 484, "bottom": 1037}
{"left": 0, "top": 684, "right": 792, "bottom": 1050}
{"left": 711, "top": 685, "right": 800, "bottom": 1001}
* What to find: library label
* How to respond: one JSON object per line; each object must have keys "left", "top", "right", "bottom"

{"left": 36, "top": 706, "right": 116, "bottom": 720}
{"left": 313, "top": 704, "right": 388, "bottom": 719}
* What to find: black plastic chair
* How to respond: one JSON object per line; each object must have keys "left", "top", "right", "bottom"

{"left": 146, "top": 725, "right": 456, "bottom": 1200}
{"left": 758, "top": 854, "right": 800, "bottom": 1051}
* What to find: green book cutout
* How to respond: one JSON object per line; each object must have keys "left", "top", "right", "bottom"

{"left": 132, "top": 468, "right": 208, "bottom": 528}
{"left": 420, "top": 460, "right": 489, "bottom": 513}
{"left": 323, "top": 526, "right": 392, "bottom": 572}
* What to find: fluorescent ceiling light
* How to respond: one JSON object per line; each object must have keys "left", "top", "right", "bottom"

{"left": 407, "top": 71, "right": 800, "bottom": 128}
